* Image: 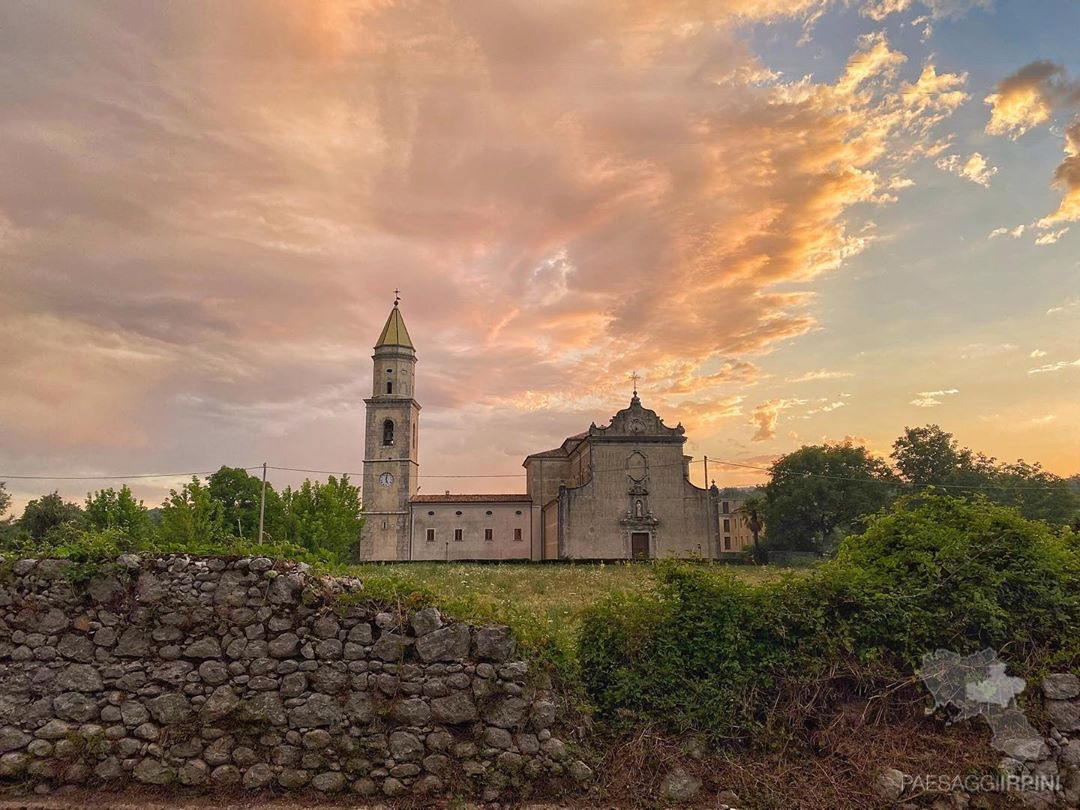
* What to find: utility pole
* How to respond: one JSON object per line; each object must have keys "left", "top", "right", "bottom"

{"left": 258, "top": 462, "right": 267, "bottom": 543}
{"left": 703, "top": 455, "right": 709, "bottom": 489}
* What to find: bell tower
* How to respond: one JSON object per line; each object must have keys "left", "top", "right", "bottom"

{"left": 360, "top": 295, "right": 420, "bottom": 560}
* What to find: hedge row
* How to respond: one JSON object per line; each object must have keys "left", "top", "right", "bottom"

{"left": 578, "top": 494, "right": 1080, "bottom": 739}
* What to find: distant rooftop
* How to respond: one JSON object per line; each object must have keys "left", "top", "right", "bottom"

{"left": 411, "top": 493, "right": 531, "bottom": 504}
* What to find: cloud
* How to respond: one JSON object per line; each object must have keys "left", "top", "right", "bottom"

{"left": 936, "top": 152, "right": 997, "bottom": 186}
{"left": 986, "top": 63, "right": 1080, "bottom": 226}
{"left": 1034, "top": 227, "right": 1069, "bottom": 245}
{"left": 0, "top": 3, "right": 976, "bottom": 486}
{"left": 1047, "top": 297, "right": 1080, "bottom": 314}
{"left": 910, "top": 388, "right": 959, "bottom": 407}
{"left": 1040, "top": 122, "right": 1080, "bottom": 226}
{"left": 862, "top": 0, "right": 990, "bottom": 22}
{"left": 787, "top": 368, "right": 854, "bottom": 383}
{"left": 1030, "top": 349, "right": 1047, "bottom": 358}
{"left": 805, "top": 400, "right": 845, "bottom": 415}
{"left": 750, "top": 398, "right": 807, "bottom": 442}
{"left": 989, "top": 224, "right": 1026, "bottom": 239}
{"left": 957, "top": 343, "right": 1017, "bottom": 359}
{"left": 985, "top": 61, "right": 1067, "bottom": 138}
{"left": 1028, "top": 359, "right": 1080, "bottom": 375}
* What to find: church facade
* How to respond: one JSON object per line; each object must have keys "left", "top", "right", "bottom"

{"left": 360, "top": 301, "right": 736, "bottom": 562}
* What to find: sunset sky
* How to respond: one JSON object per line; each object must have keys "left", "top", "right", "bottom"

{"left": 1, "top": 0, "right": 1078, "bottom": 511}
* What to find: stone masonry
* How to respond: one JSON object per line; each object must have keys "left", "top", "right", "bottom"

{"left": 0, "top": 556, "right": 589, "bottom": 801}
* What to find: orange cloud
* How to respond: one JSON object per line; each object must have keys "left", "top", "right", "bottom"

{"left": 986, "top": 62, "right": 1080, "bottom": 228}
{"left": 750, "top": 398, "right": 808, "bottom": 442}
{"left": 985, "top": 61, "right": 1065, "bottom": 138}
{"left": 0, "top": 3, "right": 975, "bottom": 489}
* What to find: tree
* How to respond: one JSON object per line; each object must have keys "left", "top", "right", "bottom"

{"left": 992, "top": 460, "right": 1078, "bottom": 526}
{"left": 763, "top": 443, "right": 896, "bottom": 553}
{"left": 892, "top": 425, "right": 1078, "bottom": 525}
{"left": 0, "top": 482, "right": 10, "bottom": 521}
{"left": 158, "top": 477, "right": 227, "bottom": 548}
{"left": 734, "top": 495, "right": 765, "bottom": 563}
{"left": 891, "top": 425, "right": 984, "bottom": 491}
{"left": 18, "top": 491, "right": 84, "bottom": 541}
{"left": 84, "top": 485, "right": 154, "bottom": 541}
{"left": 281, "top": 475, "right": 363, "bottom": 562}
{"left": 207, "top": 466, "right": 285, "bottom": 541}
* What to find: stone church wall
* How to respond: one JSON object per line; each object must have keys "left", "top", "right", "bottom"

{"left": 560, "top": 443, "right": 716, "bottom": 559}
{"left": 0, "top": 556, "right": 590, "bottom": 801}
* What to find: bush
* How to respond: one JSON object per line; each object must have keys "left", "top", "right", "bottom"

{"left": 578, "top": 494, "right": 1080, "bottom": 740}
{"left": 828, "top": 493, "right": 1080, "bottom": 664}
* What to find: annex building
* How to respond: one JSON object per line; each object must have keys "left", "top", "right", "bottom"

{"left": 360, "top": 300, "right": 748, "bottom": 562}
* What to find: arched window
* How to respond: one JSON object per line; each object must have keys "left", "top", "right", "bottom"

{"left": 386, "top": 381, "right": 393, "bottom": 394}
{"left": 382, "top": 419, "right": 394, "bottom": 446}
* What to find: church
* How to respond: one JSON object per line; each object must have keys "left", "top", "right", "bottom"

{"left": 360, "top": 300, "right": 742, "bottom": 562}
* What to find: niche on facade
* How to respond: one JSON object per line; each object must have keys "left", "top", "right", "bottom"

{"left": 626, "top": 450, "right": 648, "bottom": 483}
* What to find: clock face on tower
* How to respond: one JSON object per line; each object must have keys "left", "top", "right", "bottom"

{"left": 379, "top": 472, "right": 394, "bottom": 487}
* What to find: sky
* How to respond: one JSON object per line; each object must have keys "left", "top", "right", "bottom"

{"left": 1, "top": 0, "right": 1078, "bottom": 511}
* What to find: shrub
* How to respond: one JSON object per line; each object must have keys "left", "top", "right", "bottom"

{"left": 828, "top": 493, "right": 1080, "bottom": 665}
{"left": 578, "top": 495, "right": 1080, "bottom": 740}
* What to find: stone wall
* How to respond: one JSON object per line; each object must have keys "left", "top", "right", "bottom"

{"left": 0, "top": 556, "right": 590, "bottom": 801}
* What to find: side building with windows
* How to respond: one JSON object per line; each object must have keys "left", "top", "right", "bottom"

{"left": 409, "top": 494, "right": 532, "bottom": 561}
{"left": 717, "top": 498, "right": 758, "bottom": 553}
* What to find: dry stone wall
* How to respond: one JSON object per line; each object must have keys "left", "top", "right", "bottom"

{"left": 0, "top": 556, "right": 590, "bottom": 801}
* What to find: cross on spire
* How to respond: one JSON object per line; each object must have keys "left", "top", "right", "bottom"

{"left": 628, "top": 370, "right": 640, "bottom": 397}
{"left": 393, "top": 289, "right": 401, "bottom": 307}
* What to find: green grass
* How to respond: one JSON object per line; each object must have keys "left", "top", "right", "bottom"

{"left": 331, "top": 561, "right": 796, "bottom": 680}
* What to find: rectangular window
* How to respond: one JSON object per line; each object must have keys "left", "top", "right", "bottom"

{"left": 724, "top": 536, "right": 732, "bottom": 550}
{"left": 454, "top": 528, "right": 463, "bottom": 542}
{"left": 514, "top": 528, "right": 522, "bottom": 542}
{"left": 484, "top": 528, "right": 493, "bottom": 542}
{"left": 426, "top": 528, "right": 436, "bottom": 543}
{"left": 723, "top": 518, "right": 731, "bottom": 532}
{"left": 722, "top": 501, "right": 730, "bottom": 514}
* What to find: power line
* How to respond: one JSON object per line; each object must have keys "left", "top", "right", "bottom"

{"left": 265, "top": 465, "right": 524, "bottom": 480}
{"left": 0, "top": 457, "right": 1069, "bottom": 493}
{"left": 0, "top": 467, "right": 262, "bottom": 481}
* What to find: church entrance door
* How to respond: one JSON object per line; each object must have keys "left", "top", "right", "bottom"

{"left": 631, "top": 532, "right": 650, "bottom": 560}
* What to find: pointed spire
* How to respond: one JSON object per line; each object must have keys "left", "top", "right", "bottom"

{"left": 375, "top": 296, "right": 413, "bottom": 349}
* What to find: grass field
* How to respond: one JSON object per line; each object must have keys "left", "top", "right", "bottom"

{"left": 341, "top": 561, "right": 797, "bottom": 672}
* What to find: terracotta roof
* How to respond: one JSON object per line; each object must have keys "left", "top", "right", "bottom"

{"left": 411, "top": 494, "right": 531, "bottom": 504}
{"left": 525, "top": 447, "right": 567, "bottom": 459}
{"left": 375, "top": 304, "right": 413, "bottom": 349}
{"left": 525, "top": 431, "right": 589, "bottom": 460}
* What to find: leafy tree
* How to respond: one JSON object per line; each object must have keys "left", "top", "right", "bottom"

{"left": 891, "top": 425, "right": 986, "bottom": 491}
{"left": 281, "top": 475, "right": 363, "bottom": 562}
{"left": 18, "top": 491, "right": 84, "bottom": 541}
{"left": 207, "top": 466, "right": 285, "bottom": 541}
{"left": 0, "top": 481, "right": 10, "bottom": 521}
{"left": 158, "top": 477, "right": 227, "bottom": 548}
{"left": 84, "top": 485, "right": 154, "bottom": 541}
{"left": 734, "top": 495, "right": 765, "bottom": 563}
{"left": 892, "top": 425, "right": 1078, "bottom": 525}
{"left": 992, "top": 460, "right": 1078, "bottom": 526}
{"left": 763, "top": 443, "right": 896, "bottom": 553}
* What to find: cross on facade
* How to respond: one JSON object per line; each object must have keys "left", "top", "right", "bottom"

{"left": 628, "top": 370, "right": 640, "bottom": 396}
{"left": 393, "top": 288, "right": 401, "bottom": 306}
